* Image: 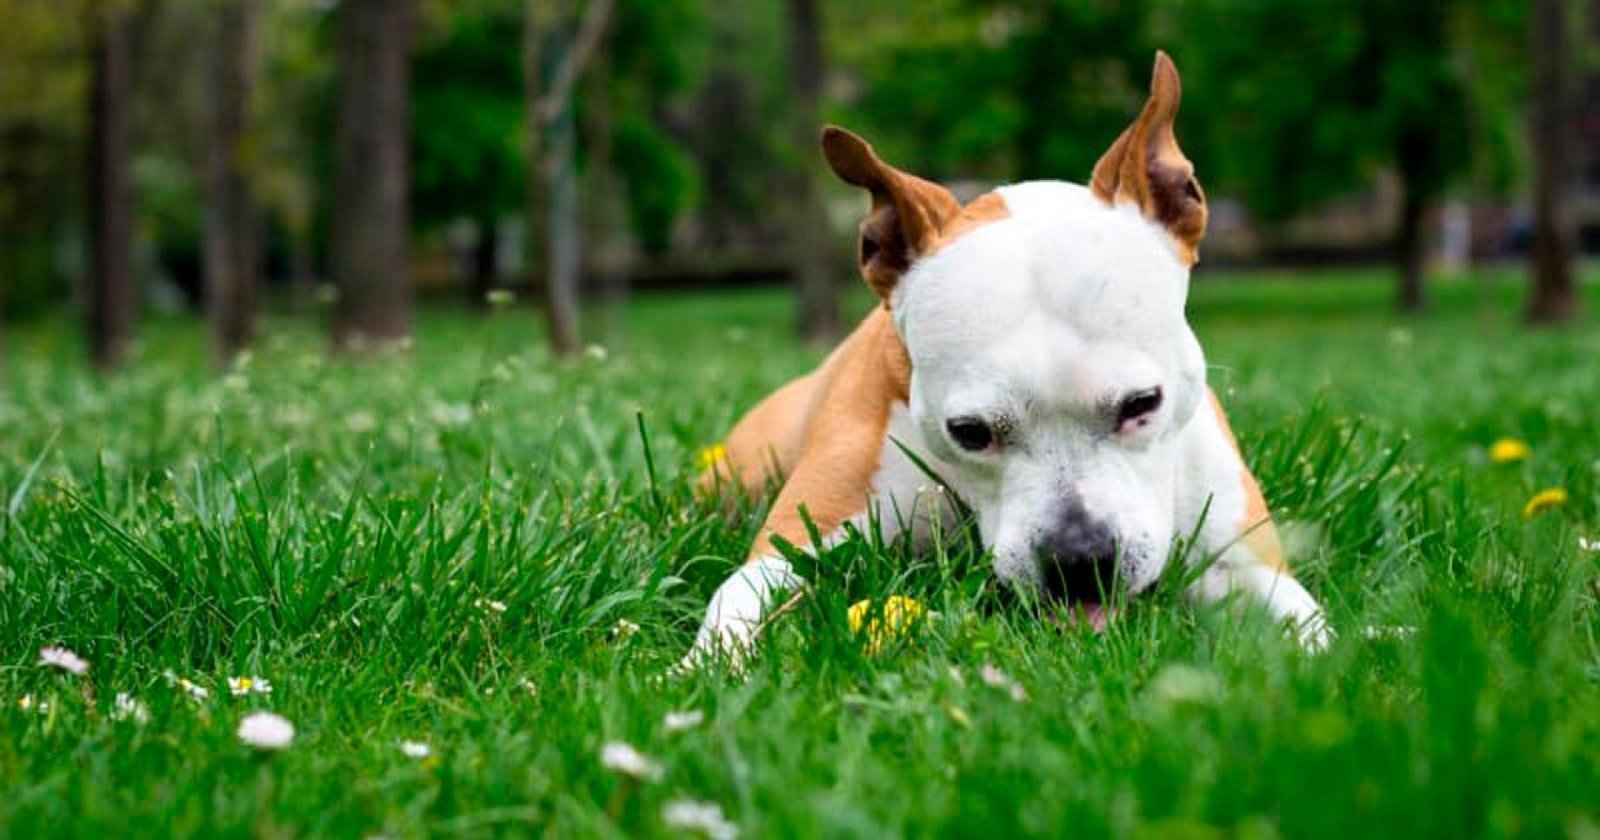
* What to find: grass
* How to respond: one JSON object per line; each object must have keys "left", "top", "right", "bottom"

{"left": 2, "top": 267, "right": 1598, "bottom": 837}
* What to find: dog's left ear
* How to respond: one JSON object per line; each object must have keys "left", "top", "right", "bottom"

{"left": 1090, "top": 51, "right": 1207, "bottom": 264}
{"left": 822, "top": 126, "right": 961, "bottom": 303}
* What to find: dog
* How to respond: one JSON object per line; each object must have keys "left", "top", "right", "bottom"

{"left": 685, "top": 52, "right": 1328, "bottom": 669}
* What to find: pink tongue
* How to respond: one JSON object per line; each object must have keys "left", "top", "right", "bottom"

{"left": 1072, "top": 603, "right": 1111, "bottom": 632}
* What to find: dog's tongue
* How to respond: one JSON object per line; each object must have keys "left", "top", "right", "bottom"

{"left": 1070, "top": 603, "right": 1112, "bottom": 632}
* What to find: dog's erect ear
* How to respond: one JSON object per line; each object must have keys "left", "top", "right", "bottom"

{"left": 1090, "top": 51, "right": 1207, "bottom": 264}
{"left": 822, "top": 126, "right": 961, "bottom": 302}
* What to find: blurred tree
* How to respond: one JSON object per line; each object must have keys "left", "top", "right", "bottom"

{"left": 88, "top": 0, "right": 137, "bottom": 369}
{"left": 830, "top": 0, "right": 1150, "bottom": 184}
{"left": 0, "top": 1, "right": 87, "bottom": 322}
{"left": 331, "top": 0, "right": 415, "bottom": 351}
{"left": 786, "top": 0, "right": 841, "bottom": 343}
{"left": 524, "top": 0, "right": 612, "bottom": 356}
{"left": 1526, "top": 0, "right": 1579, "bottom": 324}
{"left": 1171, "top": 0, "right": 1492, "bottom": 312}
{"left": 413, "top": 1, "right": 524, "bottom": 307}
{"left": 204, "top": 0, "right": 261, "bottom": 364}
{"left": 256, "top": 0, "right": 333, "bottom": 311}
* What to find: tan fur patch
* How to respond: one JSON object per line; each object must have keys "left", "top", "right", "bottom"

{"left": 1207, "top": 389, "right": 1289, "bottom": 574}
{"left": 930, "top": 191, "right": 1011, "bottom": 253}
{"left": 750, "top": 308, "right": 909, "bottom": 557}
{"left": 707, "top": 307, "right": 909, "bottom": 560}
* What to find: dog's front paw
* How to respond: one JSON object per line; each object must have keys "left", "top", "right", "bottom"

{"left": 671, "top": 555, "right": 804, "bottom": 678}
{"left": 670, "top": 621, "right": 757, "bottom": 677}
{"left": 1292, "top": 611, "right": 1334, "bottom": 653}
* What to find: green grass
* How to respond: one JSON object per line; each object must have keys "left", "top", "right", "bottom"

{"left": 2, "top": 268, "right": 1598, "bottom": 837}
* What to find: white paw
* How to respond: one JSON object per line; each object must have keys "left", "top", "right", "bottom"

{"left": 1292, "top": 611, "right": 1334, "bottom": 653}
{"left": 672, "top": 555, "right": 803, "bottom": 676}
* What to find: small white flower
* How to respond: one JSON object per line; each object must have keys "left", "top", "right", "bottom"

{"left": 517, "top": 677, "right": 538, "bottom": 696}
{"left": 228, "top": 676, "right": 274, "bottom": 696}
{"left": 1145, "top": 664, "right": 1224, "bottom": 709}
{"left": 163, "top": 669, "right": 211, "bottom": 700}
{"left": 611, "top": 619, "right": 641, "bottom": 641}
{"left": 474, "top": 598, "right": 508, "bottom": 615}
{"left": 979, "top": 663, "right": 1028, "bottom": 703}
{"left": 399, "top": 740, "right": 432, "bottom": 759}
{"left": 1580, "top": 536, "right": 1599, "bottom": 553}
{"left": 344, "top": 412, "right": 378, "bottom": 433}
{"left": 663, "top": 710, "right": 705, "bottom": 733}
{"left": 600, "top": 740, "right": 662, "bottom": 781}
{"left": 38, "top": 646, "right": 89, "bottom": 676}
{"left": 113, "top": 693, "right": 150, "bottom": 724}
{"left": 237, "top": 711, "right": 295, "bottom": 751}
{"left": 17, "top": 694, "right": 50, "bottom": 714}
{"left": 661, "top": 799, "right": 739, "bottom": 840}
{"left": 1360, "top": 625, "right": 1419, "bottom": 640}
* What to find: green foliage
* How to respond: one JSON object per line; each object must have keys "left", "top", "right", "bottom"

{"left": 2, "top": 272, "right": 1599, "bottom": 833}
{"left": 611, "top": 117, "right": 699, "bottom": 255}
{"left": 0, "top": 0, "right": 88, "bottom": 316}
{"left": 1169, "top": 0, "right": 1518, "bottom": 221}
{"left": 830, "top": 0, "right": 1155, "bottom": 181}
{"left": 411, "top": 2, "right": 526, "bottom": 228}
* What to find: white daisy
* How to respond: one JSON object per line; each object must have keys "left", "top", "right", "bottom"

{"left": 663, "top": 710, "right": 705, "bottom": 733}
{"left": 163, "top": 669, "right": 211, "bottom": 700}
{"left": 1580, "top": 536, "right": 1598, "bottom": 553}
{"left": 399, "top": 740, "right": 432, "bottom": 759}
{"left": 979, "top": 663, "right": 1028, "bottom": 703}
{"left": 227, "top": 676, "right": 274, "bottom": 696}
{"left": 661, "top": 799, "right": 739, "bottom": 840}
{"left": 600, "top": 740, "right": 662, "bottom": 781}
{"left": 611, "top": 619, "right": 641, "bottom": 641}
{"left": 112, "top": 693, "right": 150, "bottom": 724}
{"left": 237, "top": 711, "right": 295, "bottom": 751}
{"left": 17, "top": 694, "right": 50, "bottom": 714}
{"left": 38, "top": 646, "right": 89, "bottom": 676}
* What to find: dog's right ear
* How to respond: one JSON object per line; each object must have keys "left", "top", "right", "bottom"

{"left": 822, "top": 126, "right": 961, "bottom": 303}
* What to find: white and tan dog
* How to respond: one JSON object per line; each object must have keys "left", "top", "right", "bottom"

{"left": 686, "top": 53, "right": 1327, "bottom": 668}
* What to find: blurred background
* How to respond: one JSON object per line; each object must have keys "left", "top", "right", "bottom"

{"left": 0, "top": 0, "right": 1589, "bottom": 369}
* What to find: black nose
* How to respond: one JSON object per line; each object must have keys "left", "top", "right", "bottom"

{"left": 1038, "top": 516, "right": 1119, "bottom": 603}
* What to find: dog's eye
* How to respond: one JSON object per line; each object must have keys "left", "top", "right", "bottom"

{"left": 946, "top": 417, "right": 996, "bottom": 452}
{"left": 1116, "top": 387, "right": 1163, "bottom": 430}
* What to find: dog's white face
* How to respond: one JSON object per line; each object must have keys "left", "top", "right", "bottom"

{"left": 893, "top": 181, "right": 1207, "bottom": 605}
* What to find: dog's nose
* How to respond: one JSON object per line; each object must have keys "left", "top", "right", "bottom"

{"left": 1037, "top": 515, "right": 1119, "bottom": 602}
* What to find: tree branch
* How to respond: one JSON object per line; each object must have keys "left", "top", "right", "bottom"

{"left": 535, "top": 0, "right": 613, "bottom": 124}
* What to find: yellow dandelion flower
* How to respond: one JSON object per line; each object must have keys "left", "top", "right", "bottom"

{"left": 1522, "top": 487, "right": 1569, "bottom": 518}
{"left": 1488, "top": 438, "right": 1531, "bottom": 464}
{"left": 695, "top": 442, "right": 727, "bottom": 471}
{"left": 847, "top": 596, "right": 928, "bottom": 654}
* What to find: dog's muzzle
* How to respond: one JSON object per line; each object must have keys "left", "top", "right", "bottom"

{"left": 1035, "top": 512, "right": 1120, "bottom": 626}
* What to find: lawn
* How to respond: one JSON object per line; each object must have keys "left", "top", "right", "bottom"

{"left": 2, "top": 268, "right": 1598, "bottom": 837}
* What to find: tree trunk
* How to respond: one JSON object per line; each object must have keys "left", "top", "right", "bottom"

{"left": 1394, "top": 172, "right": 1429, "bottom": 314}
{"left": 785, "top": 0, "right": 841, "bottom": 344}
{"left": 523, "top": 1, "right": 553, "bottom": 339}
{"left": 544, "top": 98, "right": 582, "bottom": 354}
{"left": 525, "top": 0, "right": 611, "bottom": 356}
{"left": 87, "top": 1, "right": 136, "bottom": 370}
{"left": 1527, "top": 0, "right": 1579, "bottom": 324}
{"left": 204, "top": 0, "right": 260, "bottom": 367}
{"left": 470, "top": 213, "right": 499, "bottom": 308}
{"left": 331, "top": 0, "right": 414, "bottom": 351}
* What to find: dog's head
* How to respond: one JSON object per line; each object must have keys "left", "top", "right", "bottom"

{"left": 824, "top": 53, "right": 1209, "bottom": 620}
